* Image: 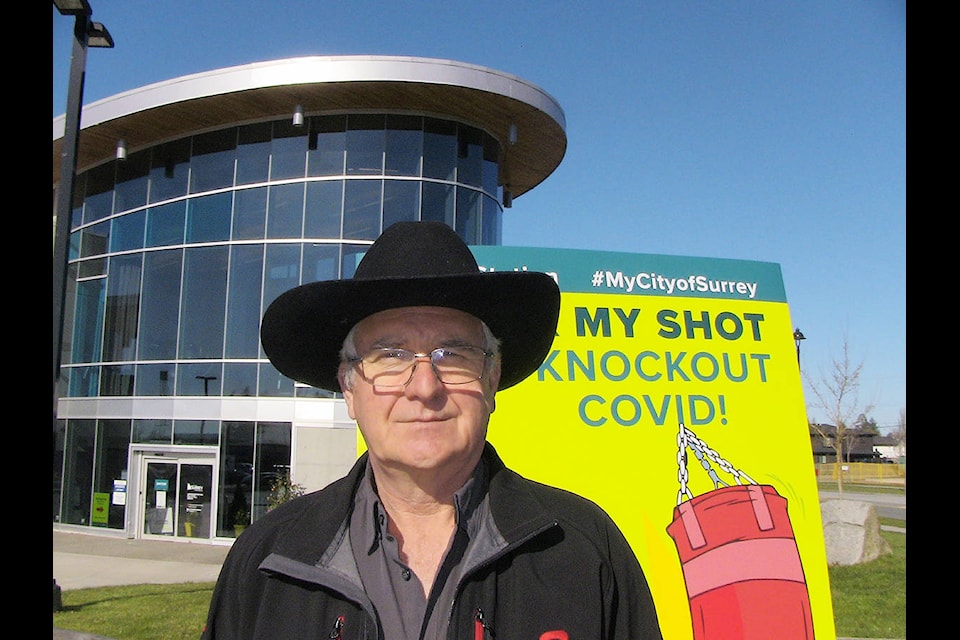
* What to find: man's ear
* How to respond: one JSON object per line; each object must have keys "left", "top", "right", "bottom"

{"left": 338, "top": 366, "right": 357, "bottom": 419}
{"left": 485, "top": 361, "right": 501, "bottom": 413}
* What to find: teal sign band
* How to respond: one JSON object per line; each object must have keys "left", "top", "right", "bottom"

{"left": 469, "top": 246, "right": 787, "bottom": 303}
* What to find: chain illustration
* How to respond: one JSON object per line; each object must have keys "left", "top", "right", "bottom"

{"left": 676, "top": 423, "right": 757, "bottom": 505}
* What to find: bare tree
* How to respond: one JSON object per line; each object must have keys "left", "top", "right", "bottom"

{"left": 804, "top": 335, "right": 874, "bottom": 496}
{"left": 891, "top": 407, "right": 906, "bottom": 460}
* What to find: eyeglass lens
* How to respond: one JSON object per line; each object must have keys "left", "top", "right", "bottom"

{"left": 360, "top": 347, "right": 488, "bottom": 387}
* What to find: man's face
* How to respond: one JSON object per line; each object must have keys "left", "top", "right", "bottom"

{"left": 341, "top": 306, "right": 501, "bottom": 475}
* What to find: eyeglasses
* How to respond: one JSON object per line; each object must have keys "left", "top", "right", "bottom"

{"left": 349, "top": 346, "right": 494, "bottom": 389}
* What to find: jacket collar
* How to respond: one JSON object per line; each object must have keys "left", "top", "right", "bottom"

{"left": 267, "top": 443, "right": 557, "bottom": 566}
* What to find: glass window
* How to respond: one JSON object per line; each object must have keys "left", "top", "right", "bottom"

{"left": 173, "top": 419, "right": 219, "bottom": 446}
{"left": 307, "top": 115, "right": 346, "bottom": 176}
{"left": 138, "top": 249, "right": 183, "bottom": 360}
{"left": 219, "top": 421, "right": 255, "bottom": 536}
{"left": 236, "top": 122, "right": 272, "bottom": 185}
{"left": 270, "top": 120, "right": 308, "bottom": 180}
{"left": 304, "top": 180, "right": 343, "bottom": 238}
{"left": 190, "top": 128, "right": 237, "bottom": 193}
{"left": 68, "top": 174, "right": 86, "bottom": 231}
{"left": 262, "top": 244, "right": 301, "bottom": 314}
{"left": 385, "top": 115, "right": 423, "bottom": 176}
{"left": 186, "top": 192, "right": 233, "bottom": 243}
{"left": 232, "top": 186, "right": 267, "bottom": 240}
{"left": 382, "top": 180, "right": 420, "bottom": 229}
{"left": 80, "top": 221, "right": 110, "bottom": 258}
{"left": 69, "top": 229, "right": 82, "bottom": 261}
{"left": 482, "top": 195, "right": 501, "bottom": 245}
{"left": 423, "top": 118, "right": 457, "bottom": 181}
{"left": 179, "top": 245, "right": 228, "bottom": 359}
{"left": 343, "top": 180, "right": 381, "bottom": 240}
{"left": 82, "top": 162, "right": 116, "bottom": 224}
{"left": 226, "top": 244, "right": 264, "bottom": 359}
{"left": 68, "top": 365, "right": 100, "bottom": 397}
{"left": 482, "top": 135, "right": 500, "bottom": 197}
{"left": 421, "top": 181, "right": 455, "bottom": 226}
{"left": 114, "top": 149, "right": 150, "bottom": 212}
{"left": 145, "top": 200, "right": 186, "bottom": 248}
{"left": 133, "top": 418, "right": 172, "bottom": 444}
{"left": 253, "top": 422, "right": 292, "bottom": 517}
{"left": 346, "top": 114, "right": 385, "bottom": 175}
{"left": 100, "top": 364, "right": 135, "bottom": 396}
{"left": 457, "top": 126, "right": 483, "bottom": 188}
{"left": 267, "top": 183, "right": 305, "bottom": 239}
{"left": 102, "top": 253, "right": 142, "bottom": 362}
{"left": 177, "top": 362, "right": 223, "bottom": 396}
{"left": 258, "top": 363, "right": 294, "bottom": 398}
{"left": 148, "top": 138, "right": 191, "bottom": 203}
{"left": 54, "top": 419, "right": 65, "bottom": 521}
{"left": 61, "top": 263, "right": 79, "bottom": 370}
{"left": 110, "top": 210, "right": 146, "bottom": 252}
{"left": 61, "top": 419, "right": 95, "bottom": 525}
{"left": 134, "top": 363, "right": 176, "bottom": 396}
{"left": 78, "top": 258, "right": 106, "bottom": 279}
{"left": 223, "top": 363, "right": 258, "bottom": 396}
{"left": 302, "top": 243, "right": 340, "bottom": 285}
{"left": 296, "top": 384, "right": 335, "bottom": 399}
{"left": 71, "top": 278, "right": 106, "bottom": 364}
{"left": 455, "top": 187, "right": 482, "bottom": 245}
{"left": 341, "top": 243, "right": 367, "bottom": 280}
{"left": 94, "top": 420, "right": 131, "bottom": 529}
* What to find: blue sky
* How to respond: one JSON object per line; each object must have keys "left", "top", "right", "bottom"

{"left": 53, "top": 1, "right": 906, "bottom": 431}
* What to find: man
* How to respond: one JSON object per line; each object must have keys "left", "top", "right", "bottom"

{"left": 202, "top": 221, "right": 662, "bottom": 639}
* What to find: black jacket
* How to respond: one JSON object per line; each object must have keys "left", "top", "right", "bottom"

{"left": 201, "top": 443, "right": 662, "bottom": 639}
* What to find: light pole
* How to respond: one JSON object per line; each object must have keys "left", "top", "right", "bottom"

{"left": 53, "top": 1, "right": 114, "bottom": 412}
{"left": 196, "top": 376, "right": 217, "bottom": 441}
{"left": 793, "top": 328, "right": 806, "bottom": 367}
{"left": 196, "top": 375, "right": 218, "bottom": 396}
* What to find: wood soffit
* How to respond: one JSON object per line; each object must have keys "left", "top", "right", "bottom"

{"left": 53, "top": 81, "right": 567, "bottom": 199}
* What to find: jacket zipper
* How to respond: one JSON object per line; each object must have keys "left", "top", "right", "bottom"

{"left": 474, "top": 608, "right": 492, "bottom": 640}
{"left": 328, "top": 615, "right": 344, "bottom": 639}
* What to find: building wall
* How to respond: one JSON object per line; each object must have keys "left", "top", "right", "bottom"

{"left": 53, "top": 56, "right": 566, "bottom": 543}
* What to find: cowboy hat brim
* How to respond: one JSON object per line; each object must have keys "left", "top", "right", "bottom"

{"left": 260, "top": 270, "right": 560, "bottom": 392}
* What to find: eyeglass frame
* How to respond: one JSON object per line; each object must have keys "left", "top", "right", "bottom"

{"left": 346, "top": 346, "right": 495, "bottom": 389}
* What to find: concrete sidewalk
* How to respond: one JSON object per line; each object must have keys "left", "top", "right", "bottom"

{"left": 53, "top": 529, "right": 230, "bottom": 591}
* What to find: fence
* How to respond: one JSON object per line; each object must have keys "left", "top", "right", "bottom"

{"left": 815, "top": 462, "right": 906, "bottom": 483}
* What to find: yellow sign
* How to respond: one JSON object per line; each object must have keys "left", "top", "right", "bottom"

{"left": 477, "top": 247, "right": 832, "bottom": 640}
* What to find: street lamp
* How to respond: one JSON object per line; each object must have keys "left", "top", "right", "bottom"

{"left": 53, "top": 1, "right": 114, "bottom": 411}
{"left": 793, "top": 328, "right": 806, "bottom": 367}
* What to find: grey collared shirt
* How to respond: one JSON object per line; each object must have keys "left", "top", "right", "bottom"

{"left": 349, "top": 460, "right": 488, "bottom": 640}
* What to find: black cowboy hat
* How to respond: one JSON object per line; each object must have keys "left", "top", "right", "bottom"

{"left": 260, "top": 221, "right": 561, "bottom": 392}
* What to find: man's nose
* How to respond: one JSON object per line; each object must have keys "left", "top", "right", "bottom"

{"left": 404, "top": 355, "right": 444, "bottom": 394}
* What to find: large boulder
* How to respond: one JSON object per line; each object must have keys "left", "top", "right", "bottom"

{"left": 820, "top": 499, "right": 892, "bottom": 566}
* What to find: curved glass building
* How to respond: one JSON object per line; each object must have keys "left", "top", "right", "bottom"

{"left": 52, "top": 56, "right": 566, "bottom": 543}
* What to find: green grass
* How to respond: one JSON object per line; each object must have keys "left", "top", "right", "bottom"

{"left": 817, "top": 480, "right": 907, "bottom": 496}
{"left": 54, "top": 582, "right": 215, "bottom": 640}
{"left": 829, "top": 528, "right": 906, "bottom": 639}
{"left": 55, "top": 527, "right": 906, "bottom": 639}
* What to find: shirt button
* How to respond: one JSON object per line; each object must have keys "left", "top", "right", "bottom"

{"left": 401, "top": 568, "right": 412, "bottom": 581}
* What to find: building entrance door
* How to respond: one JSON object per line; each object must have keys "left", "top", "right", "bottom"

{"left": 139, "top": 456, "right": 215, "bottom": 540}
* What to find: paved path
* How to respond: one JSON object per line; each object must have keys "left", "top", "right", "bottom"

{"left": 53, "top": 530, "right": 230, "bottom": 591}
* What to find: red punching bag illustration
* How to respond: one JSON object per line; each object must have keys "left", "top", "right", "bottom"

{"left": 666, "top": 425, "right": 815, "bottom": 640}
